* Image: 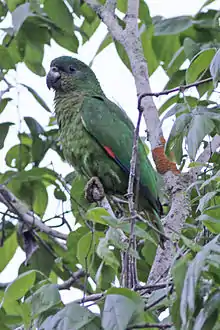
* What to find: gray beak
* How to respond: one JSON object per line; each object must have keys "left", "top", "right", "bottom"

{"left": 46, "top": 66, "right": 61, "bottom": 90}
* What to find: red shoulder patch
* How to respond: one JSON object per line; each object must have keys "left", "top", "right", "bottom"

{"left": 103, "top": 146, "right": 116, "bottom": 159}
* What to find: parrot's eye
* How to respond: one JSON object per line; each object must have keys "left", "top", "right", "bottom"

{"left": 69, "top": 65, "right": 76, "bottom": 73}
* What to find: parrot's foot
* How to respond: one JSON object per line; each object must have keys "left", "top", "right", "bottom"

{"left": 85, "top": 177, "right": 105, "bottom": 203}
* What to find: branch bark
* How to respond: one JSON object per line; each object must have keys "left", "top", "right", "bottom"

{"left": 58, "top": 269, "right": 86, "bottom": 290}
{"left": 0, "top": 185, "right": 67, "bottom": 241}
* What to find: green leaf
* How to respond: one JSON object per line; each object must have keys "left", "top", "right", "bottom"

{"left": 172, "top": 254, "right": 191, "bottom": 298}
{"left": 183, "top": 38, "right": 200, "bottom": 60}
{"left": 181, "top": 236, "right": 201, "bottom": 253}
{"left": 141, "top": 27, "right": 159, "bottom": 76}
{"left": 31, "top": 137, "right": 50, "bottom": 166}
{"left": 0, "top": 45, "right": 15, "bottom": 69}
{"left": 186, "top": 48, "right": 216, "bottom": 84}
{"left": 24, "top": 116, "right": 44, "bottom": 135}
{"left": 5, "top": 144, "right": 30, "bottom": 171}
{"left": 107, "top": 227, "right": 139, "bottom": 259}
{"left": 24, "top": 42, "right": 45, "bottom": 76}
{"left": 5, "top": 144, "right": 31, "bottom": 170}
{"left": 31, "top": 181, "right": 48, "bottom": 217}
{"left": 65, "top": 227, "right": 89, "bottom": 267}
{"left": 180, "top": 236, "right": 220, "bottom": 327}
{"left": 166, "top": 46, "right": 186, "bottom": 77}
{"left": 19, "top": 16, "right": 50, "bottom": 46}
{"left": 164, "top": 70, "right": 186, "bottom": 90}
{"left": 44, "top": 0, "right": 73, "bottom": 33}
{"left": 0, "top": 2, "right": 7, "bottom": 19}
{"left": 0, "top": 98, "right": 12, "bottom": 115}
{"left": 210, "top": 48, "right": 220, "bottom": 86}
{"left": 0, "top": 231, "right": 17, "bottom": 272}
{"left": 200, "top": 170, "right": 220, "bottom": 190}
{"left": 54, "top": 187, "right": 67, "bottom": 201}
{"left": 199, "top": 0, "right": 216, "bottom": 11}
{"left": 193, "top": 291, "right": 220, "bottom": 330}
{"left": 94, "top": 33, "right": 113, "bottom": 57}
{"left": 158, "top": 95, "right": 179, "bottom": 115}
{"left": 102, "top": 294, "right": 137, "bottom": 330}
{"left": 165, "top": 113, "right": 192, "bottom": 164}
{"left": 22, "top": 84, "right": 51, "bottom": 112}
{"left": 31, "top": 284, "right": 61, "bottom": 316}
{"left": 0, "top": 122, "right": 14, "bottom": 149}
{"left": 40, "top": 302, "right": 100, "bottom": 330}
{"left": 117, "top": 0, "right": 127, "bottom": 13}
{"left": 77, "top": 232, "right": 104, "bottom": 271}
{"left": 86, "top": 207, "right": 111, "bottom": 225}
{"left": 71, "top": 174, "right": 92, "bottom": 223}
{"left": 161, "top": 103, "right": 188, "bottom": 125}
{"left": 80, "top": 3, "right": 96, "bottom": 23}
{"left": 3, "top": 270, "right": 36, "bottom": 306}
{"left": 51, "top": 27, "right": 79, "bottom": 53}
{"left": 197, "top": 215, "right": 220, "bottom": 233}
{"left": 6, "top": 0, "right": 25, "bottom": 12}
{"left": 138, "top": 0, "right": 151, "bottom": 26}
{"left": 97, "top": 237, "right": 120, "bottom": 271}
{"left": 152, "top": 34, "right": 181, "bottom": 68}
{"left": 187, "top": 113, "right": 215, "bottom": 160}
{"left": 154, "top": 16, "right": 193, "bottom": 35}
{"left": 102, "top": 216, "right": 157, "bottom": 245}
{"left": 11, "top": 3, "right": 32, "bottom": 32}
{"left": 197, "top": 191, "right": 218, "bottom": 213}
{"left": 80, "top": 16, "right": 100, "bottom": 44}
{"left": 95, "top": 263, "right": 115, "bottom": 290}
{"left": 114, "top": 40, "right": 131, "bottom": 71}
{"left": 106, "top": 287, "right": 144, "bottom": 308}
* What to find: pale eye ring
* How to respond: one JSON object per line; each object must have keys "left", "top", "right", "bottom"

{"left": 69, "top": 65, "right": 76, "bottom": 73}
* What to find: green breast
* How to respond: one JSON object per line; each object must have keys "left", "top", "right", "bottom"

{"left": 54, "top": 92, "right": 126, "bottom": 192}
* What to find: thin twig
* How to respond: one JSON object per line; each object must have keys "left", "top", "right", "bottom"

{"left": 58, "top": 269, "right": 86, "bottom": 290}
{"left": 138, "top": 77, "right": 213, "bottom": 108}
{"left": 135, "top": 283, "right": 171, "bottom": 292}
{"left": 144, "top": 293, "right": 167, "bottom": 311}
{"left": 75, "top": 292, "right": 105, "bottom": 304}
{"left": 122, "top": 109, "right": 143, "bottom": 288}
{"left": 127, "top": 323, "right": 173, "bottom": 329}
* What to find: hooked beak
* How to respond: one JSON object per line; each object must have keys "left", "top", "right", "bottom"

{"left": 46, "top": 66, "right": 61, "bottom": 90}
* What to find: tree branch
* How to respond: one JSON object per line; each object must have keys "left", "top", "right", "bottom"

{"left": 147, "top": 173, "right": 190, "bottom": 284}
{"left": 104, "top": 0, "right": 116, "bottom": 13}
{"left": 0, "top": 185, "right": 67, "bottom": 241}
{"left": 122, "top": 109, "right": 143, "bottom": 288}
{"left": 138, "top": 77, "right": 213, "bottom": 102}
{"left": 85, "top": 0, "right": 124, "bottom": 41}
{"left": 75, "top": 292, "right": 105, "bottom": 304}
{"left": 58, "top": 269, "right": 86, "bottom": 290}
{"left": 127, "top": 323, "right": 173, "bottom": 329}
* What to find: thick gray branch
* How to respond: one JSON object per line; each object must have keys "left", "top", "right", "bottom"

{"left": 0, "top": 185, "right": 67, "bottom": 241}
{"left": 147, "top": 173, "right": 191, "bottom": 284}
{"left": 104, "top": 0, "right": 116, "bottom": 13}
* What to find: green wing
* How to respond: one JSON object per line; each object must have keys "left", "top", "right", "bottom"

{"left": 81, "top": 95, "right": 161, "bottom": 214}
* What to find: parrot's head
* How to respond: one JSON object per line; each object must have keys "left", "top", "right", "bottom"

{"left": 46, "top": 56, "right": 101, "bottom": 93}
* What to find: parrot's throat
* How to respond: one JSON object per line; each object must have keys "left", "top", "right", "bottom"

{"left": 54, "top": 91, "right": 84, "bottom": 129}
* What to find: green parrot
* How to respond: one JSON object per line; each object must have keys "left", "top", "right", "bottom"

{"left": 46, "top": 56, "right": 164, "bottom": 247}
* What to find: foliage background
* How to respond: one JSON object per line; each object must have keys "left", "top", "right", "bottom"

{"left": 0, "top": 0, "right": 220, "bottom": 329}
